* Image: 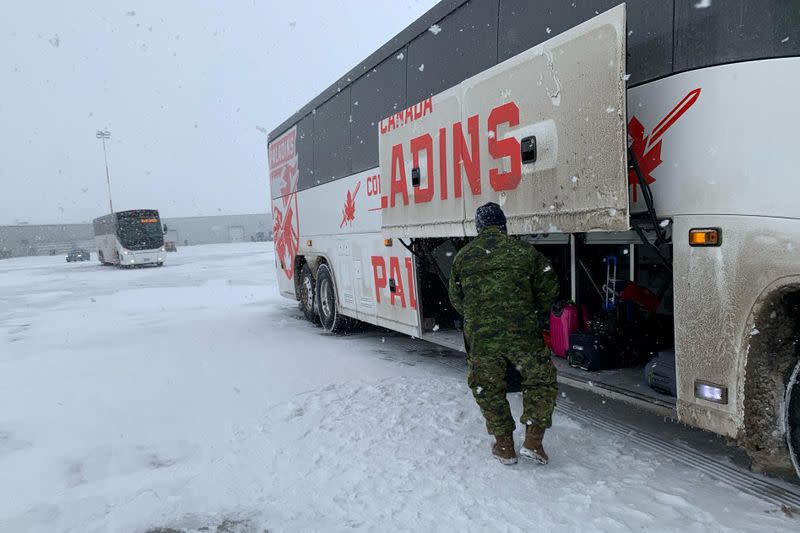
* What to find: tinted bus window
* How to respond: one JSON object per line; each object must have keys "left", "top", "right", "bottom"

{"left": 406, "top": 0, "right": 499, "bottom": 104}
{"left": 313, "top": 88, "right": 351, "bottom": 184}
{"left": 296, "top": 115, "right": 315, "bottom": 192}
{"left": 498, "top": 0, "right": 674, "bottom": 85}
{"left": 351, "top": 52, "right": 407, "bottom": 173}
{"left": 675, "top": 0, "right": 800, "bottom": 71}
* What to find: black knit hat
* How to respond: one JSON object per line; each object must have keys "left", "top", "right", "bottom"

{"left": 475, "top": 202, "right": 507, "bottom": 232}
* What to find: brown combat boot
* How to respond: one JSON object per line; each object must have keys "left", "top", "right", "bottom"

{"left": 520, "top": 426, "right": 549, "bottom": 464}
{"left": 492, "top": 435, "right": 518, "bottom": 465}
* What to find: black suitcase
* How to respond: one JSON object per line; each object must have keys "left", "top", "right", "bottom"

{"left": 645, "top": 349, "right": 677, "bottom": 396}
{"left": 566, "top": 332, "right": 610, "bottom": 371}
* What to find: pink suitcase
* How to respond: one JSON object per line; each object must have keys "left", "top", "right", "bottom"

{"left": 549, "top": 303, "right": 580, "bottom": 358}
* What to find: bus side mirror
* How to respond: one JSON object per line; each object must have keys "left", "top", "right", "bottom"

{"left": 163, "top": 224, "right": 168, "bottom": 234}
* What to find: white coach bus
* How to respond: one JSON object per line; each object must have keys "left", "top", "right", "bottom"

{"left": 268, "top": 2, "right": 800, "bottom": 479}
{"left": 93, "top": 209, "right": 166, "bottom": 267}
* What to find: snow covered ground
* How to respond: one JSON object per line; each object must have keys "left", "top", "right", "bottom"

{"left": 0, "top": 243, "right": 796, "bottom": 532}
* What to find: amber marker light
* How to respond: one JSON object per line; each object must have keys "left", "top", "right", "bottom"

{"left": 384, "top": 239, "right": 393, "bottom": 247}
{"left": 689, "top": 228, "right": 721, "bottom": 247}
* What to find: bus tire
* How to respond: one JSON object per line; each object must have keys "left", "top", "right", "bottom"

{"left": 786, "top": 360, "right": 800, "bottom": 480}
{"left": 315, "top": 263, "right": 352, "bottom": 333}
{"left": 298, "top": 263, "right": 319, "bottom": 324}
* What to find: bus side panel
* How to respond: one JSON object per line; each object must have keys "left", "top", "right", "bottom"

{"left": 95, "top": 235, "right": 119, "bottom": 264}
{"left": 627, "top": 58, "right": 800, "bottom": 221}
{"left": 296, "top": 170, "right": 421, "bottom": 334}
{"left": 672, "top": 215, "right": 800, "bottom": 439}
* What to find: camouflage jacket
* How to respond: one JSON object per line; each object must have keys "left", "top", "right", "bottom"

{"left": 448, "top": 226, "right": 559, "bottom": 345}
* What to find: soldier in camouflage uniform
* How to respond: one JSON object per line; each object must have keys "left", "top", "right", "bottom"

{"left": 448, "top": 202, "right": 559, "bottom": 465}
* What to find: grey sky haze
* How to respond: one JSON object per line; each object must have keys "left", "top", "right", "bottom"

{"left": 0, "top": 0, "right": 437, "bottom": 224}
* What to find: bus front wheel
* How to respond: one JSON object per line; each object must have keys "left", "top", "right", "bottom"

{"left": 298, "top": 263, "right": 319, "bottom": 324}
{"left": 786, "top": 360, "right": 800, "bottom": 480}
{"left": 315, "top": 263, "right": 351, "bottom": 333}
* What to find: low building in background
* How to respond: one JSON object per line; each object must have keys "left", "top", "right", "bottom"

{"left": 0, "top": 214, "right": 271, "bottom": 258}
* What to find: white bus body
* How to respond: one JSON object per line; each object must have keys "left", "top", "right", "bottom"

{"left": 268, "top": 3, "right": 800, "bottom": 478}
{"left": 93, "top": 209, "right": 166, "bottom": 267}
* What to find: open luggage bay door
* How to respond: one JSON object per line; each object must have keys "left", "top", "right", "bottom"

{"left": 379, "top": 4, "right": 628, "bottom": 238}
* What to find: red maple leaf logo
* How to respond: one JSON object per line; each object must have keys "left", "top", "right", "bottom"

{"left": 340, "top": 181, "right": 361, "bottom": 228}
{"left": 628, "top": 88, "right": 701, "bottom": 202}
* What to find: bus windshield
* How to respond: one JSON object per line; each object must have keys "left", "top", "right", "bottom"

{"left": 116, "top": 210, "right": 164, "bottom": 250}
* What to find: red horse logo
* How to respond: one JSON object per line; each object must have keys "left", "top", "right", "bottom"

{"left": 340, "top": 181, "right": 361, "bottom": 228}
{"left": 628, "top": 88, "right": 701, "bottom": 202}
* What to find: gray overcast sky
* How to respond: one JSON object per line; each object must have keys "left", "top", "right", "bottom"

{"left": 0, "top": 0, "right": 438, "bottom": 224}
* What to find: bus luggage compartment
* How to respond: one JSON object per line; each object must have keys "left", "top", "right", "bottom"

{"left": 379, "top": 5, "right": 629, "bottom": 239}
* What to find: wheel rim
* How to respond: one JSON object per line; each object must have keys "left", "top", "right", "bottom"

{"left": 303, "top": 275, "right": 314, "bottom": 309}
{"left": 320, "top": 277, "right": 334, "bottom": 318}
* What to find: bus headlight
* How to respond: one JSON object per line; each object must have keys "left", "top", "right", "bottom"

{"left": 122, "top": 250, "right": 131, "bottom": 255}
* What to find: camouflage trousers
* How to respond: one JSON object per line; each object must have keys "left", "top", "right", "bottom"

{"left": 466, "top": 338, "right": 558, "bottom": 437}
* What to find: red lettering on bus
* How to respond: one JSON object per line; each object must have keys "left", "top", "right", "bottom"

{"left": 404, "top": 257, "right": 417, "bottom": 310}
{"left": 379, "top": 98, "right": 433, "bottom": 135}
{"left": 389, "top": 256, "right": 406, "bottom": 308}
{"left": 371, "top": 256, "right": 387, "bottom": 303}
{"left": 438, "top": 127, "right": 448, "bottom": 201}
{"left": 389, "top": 144, "right": 409, "bottom": 207}
{"left": 453, "top": 114, "right": 481, "bottom": 198}
{"left": 411, "top": 133, "right": 434, "bottom": 203}
{"left": 488, "top": 102, "right": 522, "bottom": 191}
{"left": 370, "top": 255, "right": 418, "bottom": 310}
{"left": 366, "top": 174, "right": 381, "bottom": 196}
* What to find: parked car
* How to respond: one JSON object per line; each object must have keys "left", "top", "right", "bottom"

{"left": 164, "top": 240, "right": 177, "bottom": 252}
{"left": 66, "top": 248, "right": 90, "bottom": 262}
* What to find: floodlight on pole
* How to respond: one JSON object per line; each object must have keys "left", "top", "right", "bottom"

{"left": 95, "top": 130, "right": 114, "bottom": 214}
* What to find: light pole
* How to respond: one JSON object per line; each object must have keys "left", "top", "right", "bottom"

{"left": 95, "top": 130, "right": 114, "bottom": 214}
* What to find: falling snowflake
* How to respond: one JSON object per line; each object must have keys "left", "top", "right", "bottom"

{"left": 418, "top": 63, "right": 425, "bottom": 72}
{"left": 396, "top": 52, "right": 404, "bottom": 60}
{"left": 543, "top": 265, "right": 552, "bottom": 273}
{"left": 476, "top": 386, "right": 483, "bottom": 394}
{"left": 694, "top": 0, "right": 711, "bottom": 8}
{"left": 606, "top": 106, "right": 616, "bottom": 113}
{"left": 429, "top": 24, "right": 442, "bottom": 35}
{"left": 546, "top": 27, "right": 552, "bottom": 34}
{"left": 433, "top": 324, "right": 440, "bottom": 332}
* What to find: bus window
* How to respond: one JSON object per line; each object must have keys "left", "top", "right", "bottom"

{"left": 296, "top": 115, "right": 315, "bottom": 192}
{"left": 351, "top": 53, "right": 407, "bottom": 173}
{"left": 674, "top": 0, "right": 800, "bottom": 71}
{"left": 313, "top": 88, "right": 352, "bottom": 185}
{"left": 498, "top": 0, "right": 674, "bottom": 85}
{"left": 406, "top": 0, "right": 498, "bottom": 104}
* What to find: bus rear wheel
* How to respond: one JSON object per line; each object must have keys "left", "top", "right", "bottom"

{"left": 786, "top": 361, "right": 800, "bottom": 480}
{"left": 315, "top": 263, "right": 352, "bottom": 333}
{"left": 298, "top": 263, "right": 319, "bottom": 324}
